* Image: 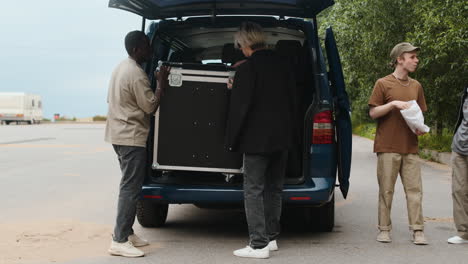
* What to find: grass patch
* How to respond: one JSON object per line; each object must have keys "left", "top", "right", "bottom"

{"left": 55, "top": 116, "right": 76, "bottom": 121}
{"left": 418, "top": 151, "right": 432, "bottom": 160}
{"left": 93, "top": 115, "right": 107, "bottom": 121}
{"left": 418, "top": 133, "right": 452, "bottom": 153}
{"left": 352, "top": 123, "right": 376, "bottom": 140}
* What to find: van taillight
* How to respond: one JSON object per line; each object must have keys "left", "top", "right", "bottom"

{"left": 290, "top": 197, "right": 311, "bottom": 201}
{"left": 312, "top": 110, "right": 334, "bottom": 144}
{"left": 143, "top": 195, "right": 163, "bottom": 199}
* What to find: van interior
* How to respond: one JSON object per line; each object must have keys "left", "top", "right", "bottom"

{"left": 146, "top": 17, "right": 318, "bottom": 186}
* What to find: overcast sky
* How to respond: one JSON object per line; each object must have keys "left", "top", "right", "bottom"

{"left": 0, "top": 1, "right": 143, "bottom": 118}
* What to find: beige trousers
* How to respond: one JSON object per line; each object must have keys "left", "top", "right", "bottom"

{"left": 377, "top": 153, "right": 424, "bottom": 231}
{"left": 452, "top": 152, "right": 468, "bottom": 239}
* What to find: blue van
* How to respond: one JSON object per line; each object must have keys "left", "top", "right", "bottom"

{"left": 108, "top": 0, "right": 352, "bottom": 232}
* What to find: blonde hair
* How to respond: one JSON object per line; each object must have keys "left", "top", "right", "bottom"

{"left": 234, "top": 22, "right": 266, "bottom": 50}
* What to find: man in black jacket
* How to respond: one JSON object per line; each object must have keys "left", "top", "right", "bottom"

{"left": 226, "top": 22, "right": 296, "bottom": 259}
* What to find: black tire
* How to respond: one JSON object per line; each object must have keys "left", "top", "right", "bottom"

{"left": 304, "top": 193, "right": 335, "bottom": 232}
{"left": 136, "top": 200, "right": 168, "bottom": 227}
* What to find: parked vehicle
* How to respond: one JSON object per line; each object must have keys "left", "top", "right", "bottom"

{"left": 0, "top": 92, "right": 43, "bottom": 125}
{"left": 109, "top": 0, "right": 352, "bottom": 231}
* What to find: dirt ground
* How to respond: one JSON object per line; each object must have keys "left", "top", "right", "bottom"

{"left": 1, "top": 220, "right": 112, "bottom": 264}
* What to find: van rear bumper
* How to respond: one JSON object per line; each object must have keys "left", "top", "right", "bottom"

{"left": 140, "top": 177, "right": 335, "bottom": 205}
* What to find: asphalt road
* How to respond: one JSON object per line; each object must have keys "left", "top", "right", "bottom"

{"left": 1, "top": 123, "right": 467, "bottom": 264}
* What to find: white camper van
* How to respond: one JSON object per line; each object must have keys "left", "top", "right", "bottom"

{"left": 0, "top": 93, "right": 43, "bottom": 125}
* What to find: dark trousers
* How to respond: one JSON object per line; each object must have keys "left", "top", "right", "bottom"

{"left": 243, "top": 150, "right": 288, "bottom": 249}
{"left": 112, "top": 145, "right": 147, "bottom": 242}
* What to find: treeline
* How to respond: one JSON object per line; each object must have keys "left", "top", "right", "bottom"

{"left": 318, "top": 0, "right": 467, "bottom": 134}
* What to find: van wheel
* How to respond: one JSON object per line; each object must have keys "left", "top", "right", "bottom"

{"left": 305, "top": 194, "right": 335, "bottom": 232}
{"left": 136, "top": 200, "right": 168, "bottom": 227}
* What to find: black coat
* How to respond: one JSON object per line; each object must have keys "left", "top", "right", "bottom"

{"left": 225, "top": 49, "right": 296, "bottom": 154}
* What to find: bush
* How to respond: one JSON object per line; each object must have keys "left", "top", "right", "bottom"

{"left": 353, "top": 123, "right": 376, "bottom": 140}
{"left": 93, "top": 115, "right": 107, "bottom": 121}
{"left": 418, "top": 131, "right": 453, "bottom": 153}
{"left": 55, "top": 116, "right": 75, "bottom": 121}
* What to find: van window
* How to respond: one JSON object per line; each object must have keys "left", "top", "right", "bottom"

{"left": 38, "top": 101, "right": 42, "bottom": 108}
{"left": 157, "top": 23, "right": 304, "bottom": 65}
{"left": 32, "top": 100, "right": 35, "bottom": 107}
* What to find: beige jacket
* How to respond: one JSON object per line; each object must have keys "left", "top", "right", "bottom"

{"left": 105, "top": 57, "right": 157, "bottom": 147}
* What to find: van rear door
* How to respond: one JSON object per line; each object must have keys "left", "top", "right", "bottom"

{"left": 108, "top": 0, "right": 334, "bottom": 19}
{"left": 324, "top": 27, "right": 351, "bottom": 199}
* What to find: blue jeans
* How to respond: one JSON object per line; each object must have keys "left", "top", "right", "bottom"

{"left": 112, "top": 145, "right": 147, "bottom": 242}
{"left": 243, "top": 151, "right": 287, "bottom": 249}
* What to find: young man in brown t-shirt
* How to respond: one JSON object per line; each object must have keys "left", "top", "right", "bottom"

{"left": 368, "top": 42, "right": 428, "bottom": 245}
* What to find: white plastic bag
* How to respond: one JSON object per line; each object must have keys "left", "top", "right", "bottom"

{"left": 400, "top": 100, "right": 430, "bottom": 134}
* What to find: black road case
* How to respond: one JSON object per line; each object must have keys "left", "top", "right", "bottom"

{"left": 153, "top": 62, "right": 243, "bottom": 173}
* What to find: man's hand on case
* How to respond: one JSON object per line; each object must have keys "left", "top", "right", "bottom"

{"left": 155, "top": 66, "right": 171, "bottom": 97}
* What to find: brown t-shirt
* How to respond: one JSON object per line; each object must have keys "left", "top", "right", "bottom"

{"left": 368, "top": 74, "right": 427, "bottom": 154}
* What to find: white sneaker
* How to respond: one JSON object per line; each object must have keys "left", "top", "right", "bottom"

{"left": 376, "top": 231, "right": 392, "bottom": 243}
{"left": 233, "top": 245, "right": 269, "bottom": 259}
{"left": 268, "top": 240, "right": 278, "bottom": 251}
{"left": 412, "top": 231, "right": 428, "bottom": 245}
{"left": 448, "top": 236, "right": 468, "bottom": 244}
{"left": 128, "top": 234, "right": 149, "bottom": 247}
{"left": 108, "top": 240, "right": 145, "bottom": 257}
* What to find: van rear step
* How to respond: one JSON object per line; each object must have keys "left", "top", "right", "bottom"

{"left": 150, "top": 170, "right": 305, "bottom": 186}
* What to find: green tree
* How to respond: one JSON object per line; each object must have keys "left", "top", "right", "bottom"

{"left": 408, "top": 0, "right": 468, "bottom": 134}
{"left": 318, "top": 0, "right": 468, "bottom": 134}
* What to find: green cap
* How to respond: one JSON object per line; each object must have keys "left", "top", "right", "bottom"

{"left": 390, "top": 42, "right": 420, "bottom": 66}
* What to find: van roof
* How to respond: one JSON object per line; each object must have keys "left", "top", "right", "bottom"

{"left": 109, "top": 0, "right": 334, "bottom": 20}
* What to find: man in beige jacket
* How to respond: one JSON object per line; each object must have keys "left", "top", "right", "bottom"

{"left": 105, "top": 30, "right": 169, "bottom": 257}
